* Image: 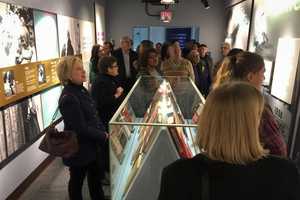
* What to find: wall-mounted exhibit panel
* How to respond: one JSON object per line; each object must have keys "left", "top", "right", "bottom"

{"left": 0, "top": 2, "right": 37, "bottom": 68}
{"left": 0, "top": 111, "right": 6, "bottom": 162}
{"left": 249, "top": 0, "right": 300, "bottom": 60}
{"left": 271, "top": 38, "right": 300, "bottom": 105}
{"left": 80, "top": 19, "right": 95, "bottom": 86}
{"left": 0, "top": 59, "right": 60, "bottom": 108}
{"left": 41, "top": 85, "right": 62, "bottom": 128}
{"left": 57, "top": 15, "right": 81, "bottom": 57}
{"left": 31, "top": 94, "right": 44, "bottom": 131}
{"left": 224, "top": 0, "right": 252, "bottom": 50}
{"left": 33, "top": 10, "right": 59, "bottom": 61}
{"left": 263, "top": 59, "right": 273, "bottom": 86}
{"left": 95, "top": 3, "right": 106, "bottom": 45}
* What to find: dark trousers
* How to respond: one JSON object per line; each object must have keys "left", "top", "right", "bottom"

{"left": 68, "top": 161, "right": 105, "bottom": 200}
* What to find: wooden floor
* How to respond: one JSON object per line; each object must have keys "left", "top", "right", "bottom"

{"left": 19, "top": 158, "right": 110, "bottom": 200}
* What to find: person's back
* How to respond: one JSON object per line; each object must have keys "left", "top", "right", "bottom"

{"left": 159, "top": 154, "right": 299, "bottom": 200}
{"left": 158, "top": 82, "right": 300, "bottom": 200}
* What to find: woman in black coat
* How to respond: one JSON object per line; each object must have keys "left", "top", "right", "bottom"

{"left": 91, "top": 56, "right": 125, "bottom": 131}
{"left": 56, "top": 56, "right": 107, "bottom": 200}
{"left": 158, "top": 82, "right": 300, "bottom": 200}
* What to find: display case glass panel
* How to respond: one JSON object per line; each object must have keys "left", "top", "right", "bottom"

{"left": 109, "top": 76, "right": 204, "bottom": 200}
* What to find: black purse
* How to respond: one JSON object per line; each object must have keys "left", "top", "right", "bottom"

{"left": 39, "top": 107, "right": 78, "bottom": 158}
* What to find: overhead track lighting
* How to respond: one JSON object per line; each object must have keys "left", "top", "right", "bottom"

{"left": 201, "top": 0, "right": 210, "bottom": 9}
{"left": 161, "top": 0, "right": 175, "bottom": 4}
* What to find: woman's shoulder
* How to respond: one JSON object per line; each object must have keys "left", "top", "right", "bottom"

{"left": 259, "top": 155, "right": 297, "bottom": 170}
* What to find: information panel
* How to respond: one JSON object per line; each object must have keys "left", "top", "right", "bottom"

{"left": 271, "top": 38, "right": 300, "bottom": 104}
{"left": 0, "top": 58, "right": 60, "bottom": 107}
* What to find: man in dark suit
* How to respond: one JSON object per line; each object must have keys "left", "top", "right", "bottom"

{"left": 112, "top": 36, "right": 138, "bottom": 93}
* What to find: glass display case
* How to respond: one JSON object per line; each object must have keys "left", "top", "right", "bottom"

{"left": 109, "top": 76, "right": 205, "bottom": 200}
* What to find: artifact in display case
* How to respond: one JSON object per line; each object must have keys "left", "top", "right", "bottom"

{"left": 109, "top": 76, "right": 204, "bottom": 200}
{"left": 0, "top": 111, "right": 6, "bottom": 162}
{"left": 271, "top": 38, "right": 300, "bottom": 104}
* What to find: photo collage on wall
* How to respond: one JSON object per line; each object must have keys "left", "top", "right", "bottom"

{"left": 2, "top": 93, "right": 45, "bottom": 157}
{"left": 0, "top": 1, "right": 96, "bottom": 166}
{"left": 225, "top": 0, "right": 252, "bottom": 50}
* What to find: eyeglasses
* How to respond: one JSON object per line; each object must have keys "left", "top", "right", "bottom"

{"left": 111, "top": 64, "right": 118, "bottom": 68}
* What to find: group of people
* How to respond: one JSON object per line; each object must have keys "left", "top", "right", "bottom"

{"left": 54, "top": 35, "right": 300, "bottom": 200}
{"left": 158, "top": 45, "right": 300, "bottom": 199}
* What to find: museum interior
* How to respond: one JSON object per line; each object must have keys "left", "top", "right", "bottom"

{"left": 0, "top": 0, "right": 300, "bottom": 199}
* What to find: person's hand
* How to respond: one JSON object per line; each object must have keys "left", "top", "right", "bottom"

{"left": 114, "top": 87, "right": 124, "bottom": 98}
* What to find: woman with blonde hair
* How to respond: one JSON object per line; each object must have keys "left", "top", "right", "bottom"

{"left": 57, "top": 56, "right": 107, "bottom": 200}
{"left": 159, "top": 82, "right": 299, "bottom": 200}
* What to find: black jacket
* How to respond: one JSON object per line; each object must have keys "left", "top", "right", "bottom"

{"left": 91, "top": 74, "right": 125, "bottom": 131}
{"left": 112, "top": 48, "right": 138, "bottom": 93}
{"left": 158, "top": 154, "right": 300, "bottom": 200}
{"left": 59, "top": 83, "right": 107, "bottom": 167}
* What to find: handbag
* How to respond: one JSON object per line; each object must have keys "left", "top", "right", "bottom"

{"left": 39, "top": 106, "right": 78, "bottom": 158}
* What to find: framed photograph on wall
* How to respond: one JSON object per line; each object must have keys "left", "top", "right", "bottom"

{"left": 33, "top": 10, "right": 59, "bottom": 61}
{"left": 0, "top": 2, "right": 37, "bottom": 68}
{"left": 270, "top": 37, "right": 300, "bottom": 104}
{"left": 224, "top": 0, "right": 253, "bottom": 50}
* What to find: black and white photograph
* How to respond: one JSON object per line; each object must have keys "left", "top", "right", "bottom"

{"left": 225, "top": 0, "right": 252, "bottom": 50}
{"left": 57, "top": 15, "right": 81, "bottom": 57}
{"left": 0, "top": 2, "right": 36, "bottom": 68}
{"left": 31, "top": 94, "right": 43, "bottom": 130}
{"left": 20, "top": 97, "right": 41, "bottom": 143}
{"left": 3, "top": 70, "right": 16, "bottom": 96}
{"left": 37, "top": 64, "right": 46, "bottom": 84}
{"left": 0, "top": 111, "right": 6, "bottom": 162}
{"left": 4, "top": 103, "right": 26, "bottom": 156}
